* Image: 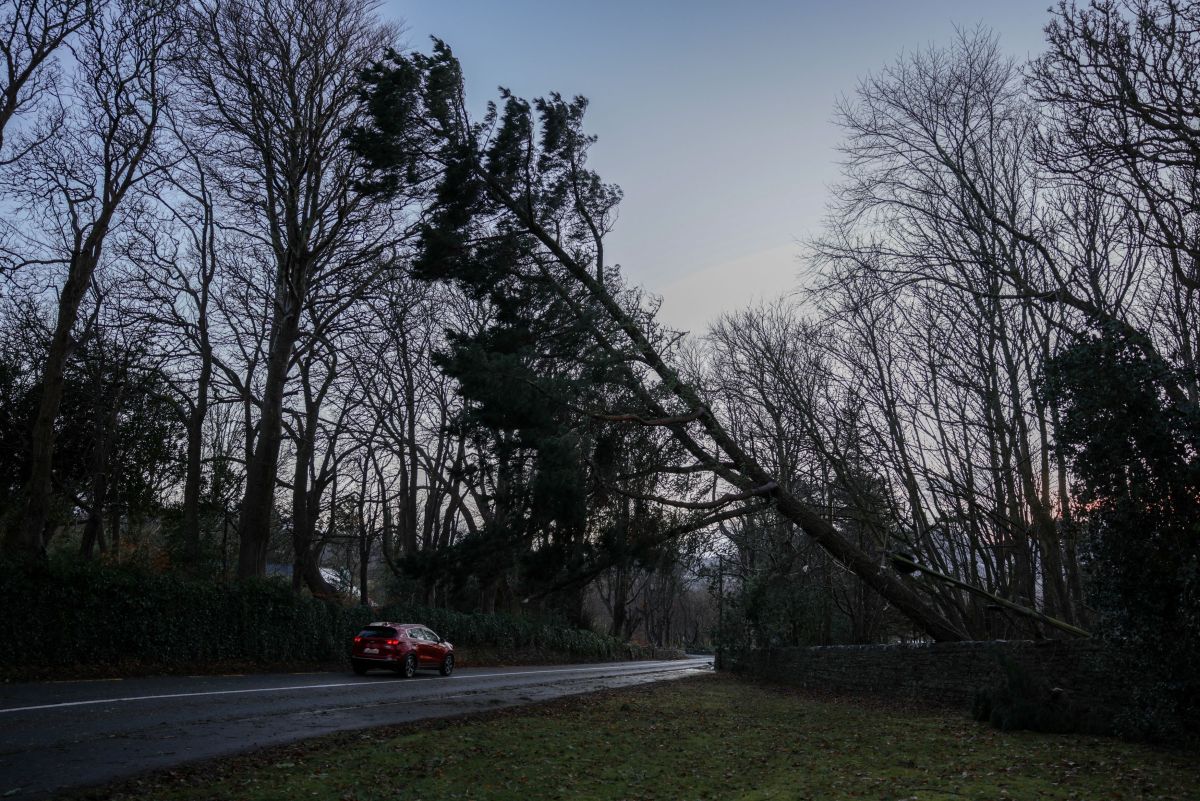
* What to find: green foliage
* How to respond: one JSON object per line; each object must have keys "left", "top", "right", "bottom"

{"left": 971, "top": 655, "right": 1109, "bottom": 735}
{"left": 1044, "top": 326, "right": 1200, "bottom": 738}
{"left": 0, "top": 324, "right": 184, "bottom": 531}
{"left": 714, "top": 505, "right": 887, "bottom": 650}
{"left": 0, "top": 351, "right": 35, "bottom": 527}
{"left": 734, "top": 570, "right": 852, "bottom": 647}
{"left": 0, "top": 559, "right": 637, "bottom": 674}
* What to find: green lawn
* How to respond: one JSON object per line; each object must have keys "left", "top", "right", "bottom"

{"left": 84, "top": 675, "right": 1198, "bottom": 801}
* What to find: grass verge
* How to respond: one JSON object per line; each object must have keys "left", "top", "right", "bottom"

{"left": 70, "top": 674, "right": 1198, "bottom": 800}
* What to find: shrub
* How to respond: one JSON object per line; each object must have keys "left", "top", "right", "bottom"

{"left": 971, "top": 654, "right": 1110, "bottom": 735}
{"left": 0, "top": 557, "right": 633, "bottom": 674}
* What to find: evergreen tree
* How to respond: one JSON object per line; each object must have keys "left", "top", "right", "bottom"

{"left": 354, "top": 43, "right": 679, "bottom": 619}
{"left": 1046, "top": 325, "right": 1200, "bottom": 736}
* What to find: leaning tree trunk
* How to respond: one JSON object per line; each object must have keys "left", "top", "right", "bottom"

{"left": 490, "top": 177, "right": 970, "bottom": 643}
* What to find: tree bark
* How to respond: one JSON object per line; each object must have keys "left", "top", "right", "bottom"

{"left": 181, "top": 347, "right": 211, "bottom": 565}
{"left": 180, "top": 265, "right": 214, "bottom": 566}
{"left": 15, "top": 249, "right": 98, "bottom": 556}
{"left": 237, "top": 280, "right": 303, "bottom": 577}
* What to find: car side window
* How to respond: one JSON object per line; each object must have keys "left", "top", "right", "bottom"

{"left": 424, "top": 629, "right": 440, "bottom": 642}
{"left": 407, "top": 628, "right": 423, "bottom": 640}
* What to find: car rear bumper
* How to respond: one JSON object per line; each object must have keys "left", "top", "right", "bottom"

{"left": 352, "top": 654, "right": 405, "bottom": 663}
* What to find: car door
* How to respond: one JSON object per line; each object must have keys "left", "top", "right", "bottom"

{"left": 411, "top": 628, "right": 434, "bottom": 665}
{"left": 420, "top": 628, "right": 445, "bottom": 663}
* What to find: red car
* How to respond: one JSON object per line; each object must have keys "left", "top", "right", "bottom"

{"left": 351, "top": 622, "right": 454, "bottom": 677}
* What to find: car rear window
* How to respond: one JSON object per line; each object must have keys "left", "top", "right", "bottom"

{"left": 357, "top": 626, "right": 397, "bottom": 639}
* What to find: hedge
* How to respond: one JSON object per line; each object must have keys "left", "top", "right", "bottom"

{"left": 0, "top": 559, "right": 639, "bottom": 672}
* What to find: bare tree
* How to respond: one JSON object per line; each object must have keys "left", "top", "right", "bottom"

{"left": 5, "top": 0, "right": 177, "bottom": 556}
{"left": 183, "top": 0, "right": 405, "bottom": 577}
{"left": 812, "top": 31, "right": 1096, "bottom": 627}
{"left": 123, "top": 129, "right": 225, "bottom": 566}
{"left": 1031, "top": 0, "right": 1200, "bottom": 401}
{"left": 284, "top": 328, "right": 363, "bottom": 595}
{"left": 0, "top": 0, "right": 95, "bottom": 166}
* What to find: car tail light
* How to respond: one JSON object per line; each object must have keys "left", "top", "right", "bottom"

{"left": 353, "top": 636, "right": 362, "bottom": 643}
{"left": 385, "top": 639, "right": 399, "bottom": 645}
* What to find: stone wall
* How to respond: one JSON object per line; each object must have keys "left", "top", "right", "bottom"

{"left": 727, "top": 639, "right": 1124, "bottom": 710}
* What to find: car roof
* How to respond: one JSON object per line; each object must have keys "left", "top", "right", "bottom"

{"left": 366, "top": 621, "right": 426, "bottom": 628}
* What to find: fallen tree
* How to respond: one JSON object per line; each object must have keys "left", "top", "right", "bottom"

{"left": 352, "top": 43, "right": 974, "bottom": 642}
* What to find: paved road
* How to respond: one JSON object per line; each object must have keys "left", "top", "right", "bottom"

{"left": 0, "top": 657, "right": 709, "bottom": 799}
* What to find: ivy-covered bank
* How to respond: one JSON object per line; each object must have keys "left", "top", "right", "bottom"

{"left": 0, "top": 560, "right": 668, "bottom": 680}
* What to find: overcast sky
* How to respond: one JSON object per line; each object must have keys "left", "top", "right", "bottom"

{"left": 386, "top": 1, "right": 1054, "bottom": 332}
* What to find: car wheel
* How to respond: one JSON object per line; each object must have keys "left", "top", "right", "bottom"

{"left": 401, "top": 653, "right": 417, "bottom": 678}
{"left": 352, "top": 660, "right": 368, "bottom": 676}
{"left": 439, "top": 654, "right": 454, "bottom": 677}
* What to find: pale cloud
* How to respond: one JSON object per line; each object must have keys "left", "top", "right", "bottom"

{"left": 651, "top": 242, "right": 804, "bottom": 334}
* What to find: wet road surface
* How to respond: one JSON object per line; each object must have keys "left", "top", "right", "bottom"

{"left": 0, "top": 656, "right": 710, "bottom": 799}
